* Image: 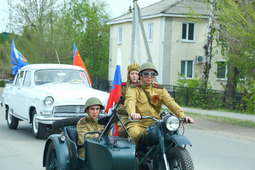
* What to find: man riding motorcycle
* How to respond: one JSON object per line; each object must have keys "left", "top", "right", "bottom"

{"left": 124, "top": 62, "right": 194, "bottom": 145}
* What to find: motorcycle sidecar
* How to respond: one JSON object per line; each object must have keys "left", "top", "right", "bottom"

{"left": 43, "top": 126, "right": 136, "bottom": 170}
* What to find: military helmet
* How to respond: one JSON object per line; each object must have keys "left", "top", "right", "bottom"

{"left": 139, "top": 62, "right": 158, "bottom": 75}
{"left": 84, "top": 97, "right": 104, "bottom": 111}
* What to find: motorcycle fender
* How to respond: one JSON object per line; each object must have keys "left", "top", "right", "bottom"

{"left": 43, "top": 134, "right": 71, "bottom": 169}
{"left": 166, "top": 134, "right": 192, "bottom": 146}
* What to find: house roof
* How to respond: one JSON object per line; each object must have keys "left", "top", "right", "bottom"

{"left": 107, "top": 0, "right": 209, "bottom": 25}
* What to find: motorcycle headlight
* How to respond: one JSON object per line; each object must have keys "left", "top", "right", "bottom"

{"left": 43, "top": 96, "right": 54, "bottom": 106}
{"left": 163, "top": 115, "right": 180, "bottom": 131}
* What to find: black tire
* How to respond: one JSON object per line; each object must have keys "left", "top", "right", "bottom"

{"left": 167, "top": 146, "right": 194, "bottom": 170}
{"left": 46, "top": 142, "right": 59, "bottom": 170}
{"left": 52, "top": 117, "right": 81, "bottom": 130}
{"left": 6, "top": 106, "right": 19, "bottom": 129}
{"left": 32, "top": 109, "right": 47, "bottom": 139}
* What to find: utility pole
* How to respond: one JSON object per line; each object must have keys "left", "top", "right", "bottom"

{"left": 130, "top": 0, "right": 152, "bottom": 64}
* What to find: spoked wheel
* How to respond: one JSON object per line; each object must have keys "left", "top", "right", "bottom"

{"left": 32, "top": 109, "right": 47, "bottom": 139}
{"left": 6, "top": 106, "right": 19, "bottom": 129}
{"left": 46, "top": 142, "right": 59, "bottom": 170}
{"left": 167, "top": 146, "right": 194, "bottom": 170}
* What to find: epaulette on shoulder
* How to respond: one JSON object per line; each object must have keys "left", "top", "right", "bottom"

{"left": 80, "top": 117, "right": 88, "bottom": 125}
{"left": 152, "top": 83, "right": 164, "bottom": 89}
{"left": 121, "top": 82, "right": 127, "bottom": 87}
{"left": 130, "top": 83, "right": 140, "bottom": 88}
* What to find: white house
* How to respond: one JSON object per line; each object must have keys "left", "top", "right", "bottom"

{"left": 107, "top": 0, "right": 227, "bottom": 90}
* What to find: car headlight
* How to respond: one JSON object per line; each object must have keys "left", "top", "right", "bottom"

{"left": 43, "top": 96, "right": 54, "bottom": 106}
{"left": 163, "top": 115, "right": 180, "bottom": 131}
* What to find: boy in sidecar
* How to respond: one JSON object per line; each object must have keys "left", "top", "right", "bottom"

{"left": 77, "top": 97, "right": 106, "bottom": 159}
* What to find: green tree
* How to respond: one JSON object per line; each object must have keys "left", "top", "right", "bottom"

{"left": 216, "top": 0, "right": 255, "bottom": 90}
{"left": 0, "top": 40, "right": 12, "bottom": 77}
{"left": 10, "top": 0, "right": 74, "bottom": 64}
{"left": 64, "top": 0, "right": 110, "bottom": 80}
{"left": 202, "top": 0, "right": 216, "bottom": 89}
{"left": 186, "top": 0, "right": 217, "bottom": 89}
{"left": 3, "top": 0, "right": 110, "bottom": 81}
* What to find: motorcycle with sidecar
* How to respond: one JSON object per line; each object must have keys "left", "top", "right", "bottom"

{"left": 42, "top": 96, "right": 193, "bottom": 170}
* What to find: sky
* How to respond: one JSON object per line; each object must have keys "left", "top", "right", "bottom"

{"left": 0, "top": 0, "right": 161, "bottom": 32}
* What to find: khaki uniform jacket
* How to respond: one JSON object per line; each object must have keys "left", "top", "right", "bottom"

{"left": 77, "top": 115, "right": 105, "bottom": 147}
{"left": 117, "top": 83, "right": 129, "bottom": 126}
{"left": 125, "top": 83, "right": 185, "bottom": 128}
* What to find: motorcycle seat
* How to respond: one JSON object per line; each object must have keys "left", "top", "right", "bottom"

{"left": 66, "top": 126, "right": 78, "bottom": 145}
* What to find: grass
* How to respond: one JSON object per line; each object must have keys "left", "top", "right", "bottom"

{"left": 186, "top": 112, "right": 255, "bottom": 128}
{"left": 161, "top": 107, "right": 255, "bottom": 128}
{"left": 181, "top": 105, "right": 254, "bottom": 115}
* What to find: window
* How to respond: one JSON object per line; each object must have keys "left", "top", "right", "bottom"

{"left": 23, "top": 71, "right": 31, "bottom": 87}
{"left": 180, "top": 60, "right": 194, "bottom": 78}
{"left": 118, "top": 27, "right": 122, "bottom": 44}
{"left": 15, "top": 71, "right": 25, "bottom": 86}
{"left": 182, "top": 23, "right": 195, "bottom": 41}
{"left": 216, "top": 61, "right": 227, "bottom": 79}
{"left": 148, "top": 23, "right": 153, "bottom": 41}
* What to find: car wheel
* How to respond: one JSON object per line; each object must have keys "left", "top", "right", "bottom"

{"left": 6, "top": 106, "right": 19, "bottom": 129}
{"left": 46, "top": 142, "right": 59, "bottom": 170}
{"left": 32, "top": 109, "right": 47, "bottom": 139}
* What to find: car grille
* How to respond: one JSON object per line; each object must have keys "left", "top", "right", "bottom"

{"left": 54, "top": 105, "right": 85, "bottom": 114}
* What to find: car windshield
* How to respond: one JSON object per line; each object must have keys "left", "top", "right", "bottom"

{"left": 34, "top": 69, "right": 90, "bottom": 86}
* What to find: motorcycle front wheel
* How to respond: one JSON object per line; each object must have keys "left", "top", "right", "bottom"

{"left": 167, "top": 146, "right": 194, "bottom": 170}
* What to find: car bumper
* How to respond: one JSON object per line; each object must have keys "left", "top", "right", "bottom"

{"left": 36, "top": 114, "right": 87, "bottom": 125}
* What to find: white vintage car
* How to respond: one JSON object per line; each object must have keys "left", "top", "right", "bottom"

{"left": 1, "top": 64, "right": 109, "bottom": 139}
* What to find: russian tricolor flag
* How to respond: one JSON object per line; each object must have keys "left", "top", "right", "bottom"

{"left": 11, "top": 39, "right": 29, "bottom": 75}
{"left": 106, "top": 48, "right": 122, "bottom": 136}
{"left": 73, "top": 43, "right": 92, "bottom": 85}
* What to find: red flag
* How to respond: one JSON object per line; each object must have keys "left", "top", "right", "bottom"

{"left": 73, "top": 43, "right": 92, "bottom": 85}
{"left": 105, "top": 48, "right": 122, "bottom": 136}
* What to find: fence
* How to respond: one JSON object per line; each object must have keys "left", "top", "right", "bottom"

{"left": 92, "top": 79, "right": 245, "bottom": 111}
{"left": 164, "top": 85, "right": 245, "bottom": 111}
{"left": 91, "top": 79, "right": 111, "bottom": 92}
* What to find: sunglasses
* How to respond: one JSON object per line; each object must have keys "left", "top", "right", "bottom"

{"left": 141, "top": 71, "right": 157, "bottom": 78}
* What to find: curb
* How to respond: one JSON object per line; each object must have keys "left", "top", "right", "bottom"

{"left": 163, "top": 105, "right": 255, "bottom": 123}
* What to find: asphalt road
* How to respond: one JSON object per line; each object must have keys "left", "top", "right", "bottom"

{"left": 0, "top": 105, "right": 255, "bottom": 170}
{"left": 0, "top": 106, "right": 45, "bottom": 170}
{"left": 185, "top": 118, "right": 255, "bottom": 170}
{"left": 1, "top": 87, "right": 255, "bottom": 170}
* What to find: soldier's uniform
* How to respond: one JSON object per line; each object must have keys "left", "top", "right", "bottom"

{"left": 117, "top": 82, "right": 129, "bottom": 137}
{"left": 76, "top": 97, "right": 105, "bottom": 159}
{"left": 125, "top": 82, "right": 186, "bottom": 145}
{"left": 117, "top": 63, "right": 140, "bottom": 137}
{"left": 77, "top": 115, "right": 105, "bottom": 159}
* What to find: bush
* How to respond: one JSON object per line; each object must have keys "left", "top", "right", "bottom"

{"left": 0, "top": 80, "right": 5, "bottom": 87}
{"left": 243, "top": 88, "right": 255, "bottom": 114}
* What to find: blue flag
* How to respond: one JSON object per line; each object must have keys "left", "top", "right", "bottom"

{"left": 11, "top": 38, "right": 29, "bottom": 74}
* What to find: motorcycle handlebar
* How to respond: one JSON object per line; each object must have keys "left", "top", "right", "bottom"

{"left": 129, "top": 116, "right": 192, "bottom": 124}
{"left": 128, "top": 116, "right": 160, "bottom": 122}
{"left": 179, "top": 117, "right": 192, "bottom": 124}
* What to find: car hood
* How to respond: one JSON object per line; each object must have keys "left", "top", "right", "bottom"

{"left": 35, "top": 83, "right": 110, "bottom": 106}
